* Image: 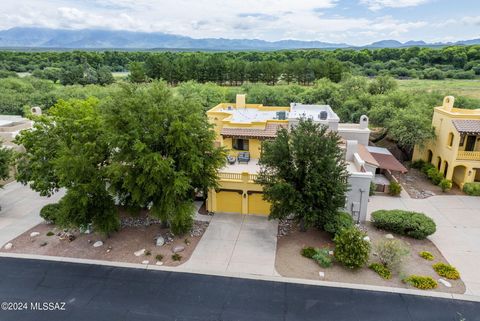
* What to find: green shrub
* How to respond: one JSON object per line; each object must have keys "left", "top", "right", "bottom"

{"left": 312, "top": 248, "right": 333, "bottom": 268}
{"left": 463, "top": 182, "right": 480, "bottom": 196}
{"left": 369, "top": 263, "right": 392, "bottom": 280}
{"left": 323, "top": 211, "right": 354, "bottom": 235}
{"left": 46, "top": 231, "right": 54, "bottom": 236}
{"left": 404, "top": 275, "right": 438, "bottom": 290}
{"left": 155, "top": 254, "right": 163, "bottom": 261}
{"left": 439, "top": 179, "right": 452, "bottom": 192}
{"left": 371, "top": 210, "right": 436, "bottom": 239}
{"left": 169, "top": 202, "right": 194, "bottom": 235}
{"left": 40, "top": 203, "right": 62, "bottom": 224}
{"left": 432, "top": 263, "right": 460, "bottom": 280}
{"left": 411, "top": 159, "right": 426, "bottom": 170}
{"left": 172, "top": 253, "right": 182, "bottom": 261}
{"left": 419, "top": 251, "right": 434, "bottom": 261}
{"left": 145, "top": 250, "right": 151, "bottom": 256}
{"left": 421, "top": 162, "right": 435, "bottom": 175}
{"left": 301, "top": 247, "right": 317, "bottom": 259}
{"left": 333, "top": 227, "right": 370, "bottom": 269}
{"left": 388, "top": 181, "right": 402, "bottom": 196}
{"left": 369, "top": 182, "right": 376, "bottom": 196}
{"left": 427, "top": 168, "right": 444, "bottom": 185}
{"left": 374, "top": 239, "right": 409, "bottom": 273}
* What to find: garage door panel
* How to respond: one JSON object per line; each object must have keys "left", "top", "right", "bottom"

{"left": 248, "top": 193, "right": 270, "bottom": 216}
{"left": 216, "top": 191, "right": 242, "bottom": 213}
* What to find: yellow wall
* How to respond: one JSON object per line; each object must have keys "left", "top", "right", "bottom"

{"left": 412, "top": 96, "right": 480, "bottom": 188}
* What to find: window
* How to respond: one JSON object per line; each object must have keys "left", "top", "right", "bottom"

{"left": 447, "top": 132, "right": 454, "bottom": 147}
{"left": 233, "top": 138, "right": 249, "bottom": 151}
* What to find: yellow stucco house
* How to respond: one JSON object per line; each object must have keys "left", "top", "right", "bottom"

{"left": 412, "top": 96, "right": 480, "bottom": 189}
{"left": 206, "top": 94, "right": 384, "bottom": 222}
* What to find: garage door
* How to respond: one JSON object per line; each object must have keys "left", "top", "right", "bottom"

{"left": 248, "top": 193, "right": 271, "bottom": 216}
{"left": 216, "top": 190, "right": 242, "bottom": 213}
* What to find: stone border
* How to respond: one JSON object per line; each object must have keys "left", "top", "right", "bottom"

{"left": 1, "top": 252, "right": 478, "bottom": 303}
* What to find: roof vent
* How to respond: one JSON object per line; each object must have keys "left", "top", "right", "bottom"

{"left": 319, "top": 111, "right": 328, "bottom": 120}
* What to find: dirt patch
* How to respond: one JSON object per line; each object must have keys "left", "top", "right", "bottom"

{"left": 275, "top": 223, "right": 466, "bottom": 294}
{"left": 1, "top": 217, "right": 208, "bottom": 267}
{"left": 392, "top": 167, "right": 463, "bottom": 199}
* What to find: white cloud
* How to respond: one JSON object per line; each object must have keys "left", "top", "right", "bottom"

{"left": 360, "top": 0, "right": 430, "bottom": 11}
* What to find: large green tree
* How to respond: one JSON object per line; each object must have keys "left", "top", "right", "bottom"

{"left": 257, "top": 119, "right": 349, "bottom": 231}
{"left": 102, "top": 81, "right": 225, "bottom": 234}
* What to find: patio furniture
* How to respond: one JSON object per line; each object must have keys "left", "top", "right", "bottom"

{"left": 227, "top": 155, "right": 236, "bottom": 164}
{"left": 237, "top": 152, "right": 250, "bottom": 164}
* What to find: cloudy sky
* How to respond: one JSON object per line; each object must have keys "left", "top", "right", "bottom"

{"left": 0, "top": 0, "right": 478, "bottom": 45}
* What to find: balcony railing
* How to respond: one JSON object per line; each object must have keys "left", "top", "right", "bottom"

{"left": 218, "top": 172, "right": 258, "bottom": 183}
{"left": 457, "top": 151, "right": 480, "bottom": 161}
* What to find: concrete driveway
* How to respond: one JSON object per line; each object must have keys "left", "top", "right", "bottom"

{"left": 368, "top": 195, "right": 480, "bottom": 297}
{"left": 0, "top": 182, "right": 64, "bottom": 247}
{"left": 183, "top": 213, "right": 278, "bottom": 276}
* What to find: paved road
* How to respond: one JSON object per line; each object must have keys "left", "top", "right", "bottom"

{"left": 0, "top": 258, "right": 479, "bottom": 321}
{"left": 183, "top": 213, "right": 278, "bottom": 276}
{"left": 0, "top": 182, "right": 64, "bottom": 247}
{"left": 368, "top": 195, "right": 480, "bottom": 297}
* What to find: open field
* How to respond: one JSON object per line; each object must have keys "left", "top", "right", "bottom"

{"left": 397, "top": 79, "right": 480, "bottom": 99}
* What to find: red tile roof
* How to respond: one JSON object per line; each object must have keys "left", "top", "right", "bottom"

{"left": 221, "top": 123, "right": 287, "bottom": 139}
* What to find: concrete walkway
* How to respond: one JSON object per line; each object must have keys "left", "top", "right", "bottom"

{"left": 0, "top": 182, "right": 64, "bottom": 247}
{"left": 368, "top": 195, "right": 480, "bottom": 297}
{"left": 183, "top": 213, "right": 278, "bottom": 276}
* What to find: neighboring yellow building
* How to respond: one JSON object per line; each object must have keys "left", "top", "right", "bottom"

{"left": 412, "top": 96, "right": 480, "bottom": 189}
{"left": 206, "top": 94, "right": 376, "bottom": 221}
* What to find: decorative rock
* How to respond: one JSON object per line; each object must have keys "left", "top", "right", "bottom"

{"left": 156, "top": 261, "right": 164, "bottom": 266}
{"left": 385, "top": 234, "right": 394, "bottom": 239}
{"left": 155, "top": 236, "right": 165, "bottom": 247}
{"left": 93, "top": 241, "right": 103, "bottom": 248}
{"left": 134, "top": 249, "right": 146, "bottom": 257}
{"left": 172, "top": 245, "right": 185, "bottom": 253}
{"left": 4, "top": 243, "right": 13, "bottom": 250}
{"left": 142, "top": 260, "right": 149, "bottom": 265}
{"left": 106, "top": 246, "right": 112, "bottom": 253}
{"left": 328, "top": 250, "right": 334, "bottom": 255}
{"left": 319, "top": 271, "right": 325, "bottom": 278}
{"left": 30, "top": 232, "right": 40, "bottom": 237}
{"left": 363, "top": 236, "right": 370, "bottom": 242}
{"left": 439, "top": 278, "right": 452, "bottom": 288}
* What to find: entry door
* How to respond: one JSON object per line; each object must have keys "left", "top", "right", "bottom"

{"left": 465, "top": 135, "right": 476, "bottom": 152}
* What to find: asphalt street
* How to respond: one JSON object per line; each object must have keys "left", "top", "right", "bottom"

{"left": 0, "top": 257, "right": 479, "bottom": 321}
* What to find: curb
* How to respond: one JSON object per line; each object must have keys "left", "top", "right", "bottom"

{"left": 1, "top": 252, "right": 479, "bottom": 303}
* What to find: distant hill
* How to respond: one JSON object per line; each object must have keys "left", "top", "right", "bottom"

{"left": 0, "top": 27, "right": 479, "bottom": 50}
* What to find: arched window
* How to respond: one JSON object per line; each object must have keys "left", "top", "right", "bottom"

{"left": 447, "top": 132, "right": 454, "bottom": 147}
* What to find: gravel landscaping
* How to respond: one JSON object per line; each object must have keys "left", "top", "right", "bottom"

{"left": 1, "top": 210, "right": 209, "bottom": 267}
{"left": 275, "top": 221, "right": 466, "bottom": 294}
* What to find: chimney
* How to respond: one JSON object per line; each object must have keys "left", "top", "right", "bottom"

{"left": 359, "top": 115, "right": 369, "bottom": 129}
{"left": 442, "top": 96, "right": 455, "bottom": 111}
{"left": 236, "top": 94, "right": 246, "bottom": 109}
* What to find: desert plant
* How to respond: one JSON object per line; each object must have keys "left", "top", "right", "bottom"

{"left": 439, "top": 179, "right": 452, "bottom": 192}
{"left": 145, "top": 250, "right": 151, "bottom": 256}
{"left": 40, "top": 203, "right": 62, "bottom": 224}
{"left": 333, "top": 227, "right": 370, "bottom": 269}
{"left": 371, "top": 210, "right": 436, "bottom": 239}
{"left": 419, "top": 251, "right": 434, "bottom": 261}
{"left": 388, "top": 181, "right": 402, "bottom": 196}
{"left": 369, "top": 263, "right": 392, "bottom": 280}
{"left": 46, "top": 231, "right": 54, "bottom": 236}
{"left": 312, "top": 248, "right": 333, "bottom": 268}
{"left": 421, "top": 162, "right": 435, "bottom": 175}
{"left": 403, "top": 275, "right": 438, "bottom": 290}
{"left": 323, "top": 211, "right": 354, "bottom": 235}
{"left": 155, "top": 254, "right": 164, "bottom": 261}
{"left": 433, "top": 263, "right": 460, "bottom": 280}
{"left": 301, "top": 247, "right": 317, "bottom": 259}
{"left": 369, "top": 182, "right": 376, "bottom": 196}
{"left": 172, "top": 253, "right": 182, "bottom": 261}
{"left": 463, "top": 182, "right": 480, "bottom": 196}
{"left": 411, "top": 159, "right": 426, "bottom": 169}
{"left": 374, "top": 239, "right": 410, "bottom": 273}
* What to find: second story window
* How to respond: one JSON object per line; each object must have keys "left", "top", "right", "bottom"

{"left": 447, "top": 132, "right": 454, "bottom": 147}
{"left": 233, "top": 138, "right": 249, "bottom": 151}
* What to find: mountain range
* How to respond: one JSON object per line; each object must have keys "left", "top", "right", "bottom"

{"left": 0, "top": 27, "right": 478, "bottom": 50}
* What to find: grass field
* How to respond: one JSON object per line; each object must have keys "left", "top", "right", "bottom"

{"left": 397, "top": 79, "right": 480, "bottom": 99}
